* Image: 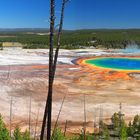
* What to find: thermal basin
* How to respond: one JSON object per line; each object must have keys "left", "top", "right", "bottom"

{"left": 84, "top": 57, "right": 140, "bottom": 72}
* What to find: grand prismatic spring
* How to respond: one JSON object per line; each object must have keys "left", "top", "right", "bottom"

{"left": 84, "top": 57, "right": 140, "bottom": 72}
{"left": 77, "top": 56, "right": 140, "bottom": 80}
{"left": 1, "top": 48, "right": 140, "bottom": 133}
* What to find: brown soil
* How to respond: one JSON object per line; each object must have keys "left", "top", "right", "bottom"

{"left": 0, "top": 61, "right": 140, "bottom": 134}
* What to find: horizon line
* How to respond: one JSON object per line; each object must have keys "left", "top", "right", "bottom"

{"left": 1, "top": 27, "right": 140, "bottom": 31}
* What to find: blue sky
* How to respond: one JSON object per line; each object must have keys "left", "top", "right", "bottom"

{"left": 0, "top": 0, "right": 140, "bottom": 29}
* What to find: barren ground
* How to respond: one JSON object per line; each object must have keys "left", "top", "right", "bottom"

{"left": 0, "top": 48, "right": 140, "bottom": 135}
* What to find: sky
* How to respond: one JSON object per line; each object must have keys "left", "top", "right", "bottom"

{"left": 0, "top": 0, "right": 140, "bottom": 29}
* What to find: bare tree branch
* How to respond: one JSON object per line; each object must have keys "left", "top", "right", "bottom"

{"left": 40, "top": 0, "right": 55, "bottom": 139}
{"left": 40, "top": 0, "right": 69, "bottom": 139}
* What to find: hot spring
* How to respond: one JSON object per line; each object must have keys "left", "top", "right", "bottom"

{"left": 85, "top": 57, "right": 140, "bottom": 71}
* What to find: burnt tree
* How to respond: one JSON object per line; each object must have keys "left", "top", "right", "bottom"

{"left": 40, "top": 0, "right": 69, "bottom": 139}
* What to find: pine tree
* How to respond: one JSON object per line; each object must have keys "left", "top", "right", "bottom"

{"left": 103, "top": 126, "right": 110, "bottom": 140}
{"left": 13, "top": 126, "right": 22, "bottom": 140}
{"left": 22, "top": 130, "right": 30, "bottom": 140}
{"left": 111, "top": 113, "right": 119, "bottom": 129}
{"left": 0, "top": 115, "right": 10, "bottom": 140}
{"left": 133, "top": 115, "right": 140, "bottom": 133}
{"left": 127, "top": 121, "right": 134, "bottom": 137}
{"left": 52, "top": 127, "right": 65, "bottom": 140}
{"left": 120, "top": 121, "right": 128, "bottom": 140}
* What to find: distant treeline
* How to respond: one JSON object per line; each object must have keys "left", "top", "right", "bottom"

{"left": 0, "top": 29, "right": 140, "bottom": 49}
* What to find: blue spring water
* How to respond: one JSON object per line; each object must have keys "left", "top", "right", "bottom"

{"left": 85, "top": 58, "right": 140, "bottom": 70}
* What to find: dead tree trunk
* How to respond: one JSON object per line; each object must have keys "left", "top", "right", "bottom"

{"left": 40, "top": 0, "right": 68, "bottom": 139}
{"left": 29, "top": 94, "right": 32, "bottom": 137}
{"left": 52, "top": 0, "right": 68, "bottom": 78}
{"left": 34, "top": 107, "right": 40, "bottom": 140}
{"left": 83, "top": 94, "right": 86, "bottom": 140}
{"left": 40, "top": 0, "right": 55, "bottom": 140}
{"left": 64, "top": 120, "right": 68, "bottom": 137}
{"left": 10, "top": 96, "right": 13, "bottom": 138}
{"left": 46, "top": 0, "right": 55, "bottom": 139}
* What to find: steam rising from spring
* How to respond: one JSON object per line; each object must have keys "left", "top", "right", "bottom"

{"left": 123, "top": 43, "right": 140, "bottom": 53}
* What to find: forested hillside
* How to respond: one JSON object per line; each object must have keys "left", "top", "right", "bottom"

{"left": 0, "top": 29, "right": 140, "bottom": 49}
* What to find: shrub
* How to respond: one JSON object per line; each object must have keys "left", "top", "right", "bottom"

{"left": 13, "top": 126, "right": 22, "bottom": 140}
{"left": 0, "top": 115, "right": 10, "bottom": 140}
